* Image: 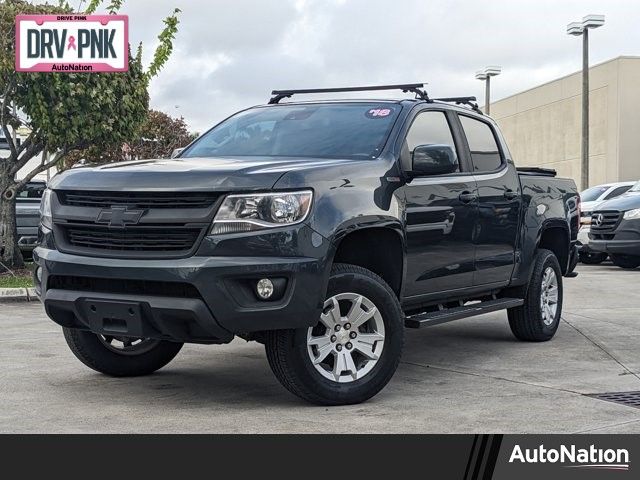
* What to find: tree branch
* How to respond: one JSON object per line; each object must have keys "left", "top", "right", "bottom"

{"left": 9, "top": 140, "right": 45, "bottom": 177}
{"left": 0, "top": 80, "right": 18, "bottom": 160}
{"left": 15, "top": 148, "right": 67, "bottom": 190}
{"left": 15, "top": 129, "right": 37, "bottom": 157}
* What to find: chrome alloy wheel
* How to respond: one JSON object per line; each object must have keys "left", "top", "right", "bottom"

{"left": 540, "top": 267, "right": 559, "bottom": 326}
{"left": 306, "top": 292, "right": 385, "bottom": 383}
{"left": 98, "top": 335, "right": 160, "bottom": 355}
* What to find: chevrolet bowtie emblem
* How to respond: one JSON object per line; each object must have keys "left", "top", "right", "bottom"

{"left": 96, "top": 206, "right": 145, "bottom": 228}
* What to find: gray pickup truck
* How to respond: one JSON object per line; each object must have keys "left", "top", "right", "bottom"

{"left": 15, "top": 181, "right": 46, "bottom": 254}
{"left": 1, "top": 181, "right": 45, "bottom": 255}
{"left": 35, "top": 84, "right": 579, "bottom": 405}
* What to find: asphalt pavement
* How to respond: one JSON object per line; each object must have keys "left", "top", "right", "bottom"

{"left": 1, "top": 262, "right": 639, "bottom": 433}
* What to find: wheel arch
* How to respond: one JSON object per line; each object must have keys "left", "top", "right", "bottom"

{"left": 331, "top": 224, "right": 406, "bottom": 298}
{"left": 537, "top": 221, "right": 570, "bottom": 275}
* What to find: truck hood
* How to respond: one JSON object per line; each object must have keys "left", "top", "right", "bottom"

{"left": 49, "top": 157, "right": 355, "bottom": 192}
{"left": 595, "top": 191, "right": 640, "bottom": 211}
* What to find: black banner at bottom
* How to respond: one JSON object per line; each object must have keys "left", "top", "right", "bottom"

{"left": 0, "top": 434, "right": 635, "bottom": 479}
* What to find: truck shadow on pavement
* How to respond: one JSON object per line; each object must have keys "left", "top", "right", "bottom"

{"left": 52, "top": 316, "right": 531, "bottom": 409}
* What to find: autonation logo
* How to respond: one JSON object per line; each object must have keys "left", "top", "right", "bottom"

{"left": 509, "top": 444, "right": 630, "bottom": 471}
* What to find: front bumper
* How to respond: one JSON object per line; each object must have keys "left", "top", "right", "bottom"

{"left": 589, "top": 219, "right": 640, "bottom": 256}
{"left": 588, "top": 239, "right": 640, "bottom": 255}
{"left": 576, "top": 225, "right": 591, "bottom": 252}
{"left": 35, "top": 224, "right": 333, "bottom": 344}
{"left": 17, "top": 226, "right": 39, "bottom": 251}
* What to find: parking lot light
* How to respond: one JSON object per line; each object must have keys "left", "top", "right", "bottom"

{"left": 475, "top": 66, "right": 502, "bottom": 115}
{"left": 566, "top": 14, "right": 605, "bottom": 190}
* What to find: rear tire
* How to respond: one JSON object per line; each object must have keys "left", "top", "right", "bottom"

{"left": 265, "top": 263, "right": 404, "bottom": 405}
{"left": 610, "top": 254, "right": 640, "bottom": 269}
{"left": 63, "top": 328, "right": 183, "bottom": 377}
{"left": 579, "top": 252, "right": 608, "bottom": 265}
{"left": 508, "top": 248, "right": 562, "bottom": 342}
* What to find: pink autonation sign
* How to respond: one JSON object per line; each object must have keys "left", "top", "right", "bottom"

{"left": 15, "top": 14, "right": 128, "bottom": 73}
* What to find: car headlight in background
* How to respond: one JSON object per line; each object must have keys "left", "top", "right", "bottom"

{"left": 580, "top": 211, "right": 592, "bottom": 225}
{"left": 211, "top": 190, "right": 313, "bottom": 235}
{"left": 623, "top": 208, "right": 640, "bottom": 220}
{"left": 40, "top": 189, "right": 53, "bottom": 229}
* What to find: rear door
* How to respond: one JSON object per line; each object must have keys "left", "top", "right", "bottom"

{"left": 401, "top": 108, "right": 479, "bottom": 297}
{"left": 456, "top": 114, "right": 521, "bottom": 286}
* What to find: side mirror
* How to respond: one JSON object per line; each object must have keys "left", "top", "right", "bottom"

{"left": 171, "top": 147, "right": 185, "bottom": 158}
{"left": 411, "top": 144, "right": 458, "bottom": 176}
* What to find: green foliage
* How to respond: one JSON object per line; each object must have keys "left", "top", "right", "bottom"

{"left": 0, "top": 0, "right": 181, "bottom": 267}
{"left": 0, "top": 0, "right": 181, "bottom": 162}
{"left": 84, "top": 0, "right": 102, "bottom": 14}
{"left": 17, "top": 47, "right": 149, "bottom": 152}
{"left": 64, "top": 109, "right": 198, "bottom": 167}
{"left": 146, "top": 8, "right": 181, "bottom": 80}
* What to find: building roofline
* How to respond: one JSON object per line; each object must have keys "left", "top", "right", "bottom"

{"left": 493, "top": 55, "right": 640, "bottom": 104}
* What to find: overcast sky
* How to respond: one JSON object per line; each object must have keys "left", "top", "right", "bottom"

{"left": 113, "top": 0, "right": 640, "bottom": 133}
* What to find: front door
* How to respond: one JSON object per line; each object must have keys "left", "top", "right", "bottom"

{"left": 402, "top": 109, "right": 479, "bottom": 297}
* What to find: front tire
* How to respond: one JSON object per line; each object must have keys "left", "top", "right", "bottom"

{"left": 610, "top": 254, "right": 640, "bottom": 269}
{"left": 508, "top": 248, "right": 563, "bottom": 342}
{"left": 579, "top": 252, "right": 608, "bottom": 264}
{"left": 265, "top": 263, "right": 405, "bottom": 405}
{"left": 63, "top": 328, "right": 183, "bottom": 377}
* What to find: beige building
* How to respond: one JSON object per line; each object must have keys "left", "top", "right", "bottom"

{"left": 491, "top": 56, "right": 640, "bottom": 190}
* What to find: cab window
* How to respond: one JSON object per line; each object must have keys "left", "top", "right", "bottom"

{"left": 459, "top": 115, "right": 503, "bottom": 172}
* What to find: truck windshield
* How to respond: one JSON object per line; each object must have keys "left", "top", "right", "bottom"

{"left": 182, "top": 103, "right": 400, "bottom": 160}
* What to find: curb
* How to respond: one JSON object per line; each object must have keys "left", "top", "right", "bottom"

{"left": 0, "top": 288, "right": 39, "bottom": 303}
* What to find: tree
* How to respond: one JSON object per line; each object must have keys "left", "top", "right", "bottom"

{"left": 63, "top": 109, "right": 198, "bottom": 168}
{"left": 0, "top": 0, "right": 181, "bottom": 268}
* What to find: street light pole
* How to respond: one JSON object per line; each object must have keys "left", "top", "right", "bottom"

{"left": 485, "top": 75, "right": 491, "bottom": 115}
{"left": 567, "top": 14, "right": 604, "bottom": 190}
{"left": 475, "top": 66, "right": 501, "bottom": 115}
{"left": 582, "top": 28, "right": 589, "bottom": 190}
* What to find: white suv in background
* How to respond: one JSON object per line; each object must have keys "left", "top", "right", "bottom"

{"left": 578, "top": 181, "right": 636, "bottom": 263}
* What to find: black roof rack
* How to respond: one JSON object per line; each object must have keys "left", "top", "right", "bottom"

{"left": 433, "top": 96, "right": 483, "bottom": 114}
{"left": 268, "top": 83, "right": 430, "bottom": 104}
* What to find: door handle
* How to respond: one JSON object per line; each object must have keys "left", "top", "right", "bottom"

{"left": 458, "top": 191, "right": 478, "bottom": 204}
{"left": 504, "top": 189, "right": 520, "bottom": 200}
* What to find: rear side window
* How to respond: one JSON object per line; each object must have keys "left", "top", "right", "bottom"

{"left": 459, "top": 115, "right": 502, "bottom": 172}
{"left": 404, "top": 111, "right": 459, "bottom": 172}
{"left": 604, "top": 185, "right": 632, "bottom": 200}
{"left": 17, "top": 183, "right": 46, "bottom": 199}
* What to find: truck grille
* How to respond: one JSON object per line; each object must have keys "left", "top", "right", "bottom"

{"left": 58, "top": 190, "right": 218, "bottom": 209}
{"left": 53, "top": 190, "right": 220, "bottom": 258}
{"left": 590, "top": 210, "right": 622, "bottom": 233}
{"left": 64, "top": 225, "right": 202, "bottom": 252}
{"left": 48, "top": 275, "right": 201, "bottom": 298}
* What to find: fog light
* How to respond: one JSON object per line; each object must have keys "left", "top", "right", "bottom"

{"left": 35, "top": 266, "right": 42, "bottom": 283}
{"left": 256, "top": 278, "right": 274, "bottom": 300}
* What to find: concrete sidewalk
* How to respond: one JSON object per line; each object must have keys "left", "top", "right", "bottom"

{"left": 1, "top": 262, "right": 639, "bottom": 433}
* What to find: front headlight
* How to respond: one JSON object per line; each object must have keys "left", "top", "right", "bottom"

{"left": 623, "top": 208, "right": 640, "bottom": 220}
{"left": 40, "top": 189, "right": 53, "bottom": 229}
{"left": 580, "top": 213, "right": 591, "bottom": 225}
{"left": 211, "top": 190, "right": 313, "bottom": 235}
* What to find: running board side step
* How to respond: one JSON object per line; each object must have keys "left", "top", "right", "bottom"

{"left": 404, "top": 298, "right": 524, "bottom": 329}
